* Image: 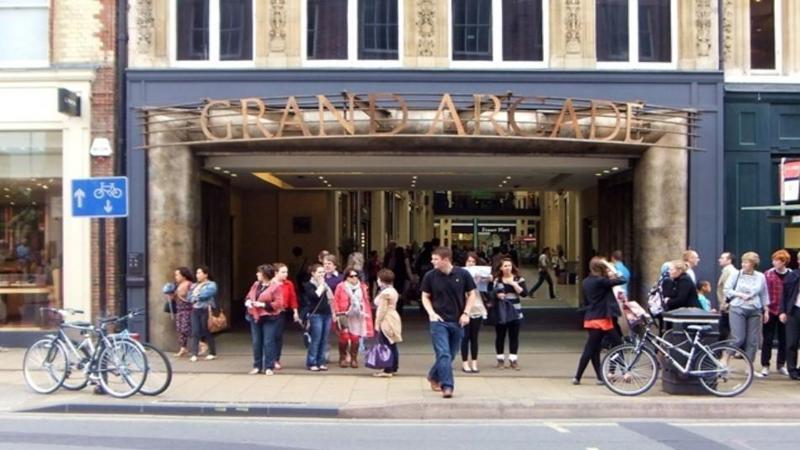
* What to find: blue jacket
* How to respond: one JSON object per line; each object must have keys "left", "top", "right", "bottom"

{"left": 189, "top": 281, "right": 218, "bottom": 309}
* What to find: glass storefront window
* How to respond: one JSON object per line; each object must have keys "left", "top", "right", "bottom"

{"left": 0, "top": 130, "right": 62, "bottom": 328}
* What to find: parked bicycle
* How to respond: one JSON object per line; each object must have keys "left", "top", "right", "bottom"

{"left": 601, "top": 318, "right": 754, "bottom": 397}
{"left": 23, "top": 308, "right": 148, "bottom": 398}
{"left": 108, "top": 318, "right": 172, "bottom": 396}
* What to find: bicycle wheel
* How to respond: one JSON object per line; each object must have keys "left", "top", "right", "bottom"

{"left": 601, "top": 343, "right": 659, "bottom": 396}
{"left": 22, "top": 338, "right": 68, "bottom": 394}
{"left": 97, "top": 339, "right": 148, "bottom": 398}
{"left": 139, "top": 343, "right": 172, "bottom": 396}
{"left": 62, "top": 344, "right": 91, "bottom": 391}
{"left": 695, "top": 344, "right": 753, "bottom": 397}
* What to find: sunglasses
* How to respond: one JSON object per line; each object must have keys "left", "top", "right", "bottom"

{"left": 347, "top": 274, "right": 358, "bottom": 278}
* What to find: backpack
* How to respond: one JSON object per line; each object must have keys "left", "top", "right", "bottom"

{"left": 647, "top": 278, "right": 667, "bottom": 316}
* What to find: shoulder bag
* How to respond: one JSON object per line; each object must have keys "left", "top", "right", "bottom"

{"left": 208, "top": 305, "right": 228, "bottom": 333}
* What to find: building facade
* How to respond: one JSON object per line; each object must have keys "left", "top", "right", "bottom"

{"left": 123, "top": 0, "right": 725, "bottom": 348}
{"left": 0, "top": 0, "right": 120, "bottom": 346}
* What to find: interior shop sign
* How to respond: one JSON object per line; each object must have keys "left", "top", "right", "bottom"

{"left": 198, "top": 93, "right": 651, "bottom": 144}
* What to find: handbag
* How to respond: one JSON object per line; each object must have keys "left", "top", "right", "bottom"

{"left": 364, "top": 343, "right": 394, "bottom": 369}
{"left": 335, "top": 313, "right": 349, "bottom": 331}
{"left": 162, "top": 282, "right": 177, "bottom": 315}
{"left": 207, "top": 306, "right": 228, "bottom": 333}
{"left": 495, "top": 298, "right": 518, "bottom": 325}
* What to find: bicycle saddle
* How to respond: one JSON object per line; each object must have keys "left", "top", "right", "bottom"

{"left": 686, "top": 325, "right": 712, "bottom": 333}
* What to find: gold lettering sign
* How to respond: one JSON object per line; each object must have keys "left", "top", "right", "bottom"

{"left": 190, "top": 93, "right": 669, "bottom": 146}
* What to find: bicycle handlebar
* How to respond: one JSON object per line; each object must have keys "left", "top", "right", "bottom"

{"left": 98, "top": 308, "right": 145, "bottom": 328}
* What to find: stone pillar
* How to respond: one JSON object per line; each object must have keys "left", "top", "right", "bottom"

{"left": 397, "top": 192, "right": 411, "bottom": 246}
{"left": 722, "top": 0, "right": 748, "bottom": 76}
{"left": 633, "top": 118, "right": 689, "bottom": 302}
{"left": 330, "top": 191, "right": 341, "bottom": 255}
{"left": 371, "top": 191, "right": 387, "bottom": 255}
{"left": 147, "top": 115, "right": 199, "bottom": 351}
{"left": 784, "top": 0, "right": 800, "bottom": 77}
{"left": 678, "top": 0, "right": 720, "bottom": 70}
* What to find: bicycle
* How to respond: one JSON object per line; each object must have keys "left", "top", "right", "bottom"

{"left": 108, "top": 320, "right": 172, "bottom": 396}
{"left": 93, "top": 182, "right": 123, "bottom": 199}
{"left": 23, "top": 308, "right": 149, "bottom": 398}
{"left": 600, "top": 318, "right": 753, "bottom": 397}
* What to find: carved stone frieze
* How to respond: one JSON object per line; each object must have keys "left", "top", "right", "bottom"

{"left": 270, "top": 0, "right": 287, "bottom": 52}
{"left": 416, "top": 0, "right": 436, "bottom": 57}
{"left": 565, "top": 0, "right": 581, "bottom": 54}
{"left": 136, "top": 0, "right": 155, "bottom": 51}
{"left": 722, "top": 0, "right": 734, "bottom": 62}
{"left": 695, "top": 0, "right": 713, "bottom": 57}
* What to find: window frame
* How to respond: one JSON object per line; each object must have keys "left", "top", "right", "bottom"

{"left": 301, "top": 0, "right": 404, "bottom": 68}
{"left": 0, "top": 0, "right": 50, "bottom": 69}
{"left": 447, "top": 0, "right": 550, "bottom": 69}
{"left": 169, "top": 0, "right": 256, "bottom": 68}
{"left": 595, "top": 0, "right": 678, "bottom": 70}
{"left": 748, "top": 0, "right": 782, "bottom": 76}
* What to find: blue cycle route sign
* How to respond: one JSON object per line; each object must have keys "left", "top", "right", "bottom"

{"left": 71, "top": 177, "right": 129, "bottom": 218}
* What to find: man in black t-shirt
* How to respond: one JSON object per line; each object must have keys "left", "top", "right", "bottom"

{"left": 421, "top": 247, "right": 478, "bottom": 398}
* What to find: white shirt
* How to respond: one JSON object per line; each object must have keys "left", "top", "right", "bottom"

{"left": 687, "top": 268, "right": 697, "bottom": 285}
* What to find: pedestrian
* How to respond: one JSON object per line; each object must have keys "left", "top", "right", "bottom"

{"left": 573, "top": 257, "right": 624, "bottom": 385}
{"left": 762, "top": 250, "right": 790, "bottom": 377}
{"left": 188, "top": 265, "right": 219, "bottom": 362}
{"left": 530, "top": 247, "right": 557, "bottom": 299}
{"left": 492, "top": 257, "right": 528, "bottom": 370}
{"left": 244, "top": 264, "right": 284, "bottom": 375}
{"left": 391, "top": 247, "right": 414, "bottom": 299}
{"left": 717, "top": 252, "right": 737, "bottom": 340}
{"left": 333, "top": 266, "right": 374, "bottom": 368}
{"left": 724, "top": 252, "right": 769, "bottom": 368}
{"left": 683, "top": 250, "right": 700, "bottom": 285}
{"left": 696, "top": 281, "right": 713, "bottom": 311}
{"left": 171, "top": 266, "right": 195, "bottom": 357}
{"left": 302, "top": 264, "right": 333, "bottom": 371}
{"left": 421, "top": 247, "right": 479, "bottom": 399}
{"left": 347, "top": 251, "right": 367, "bottom": 281}
{"left": 664, "top": 260, "right": 701, "bottom": 311}
{"left": 609, "top": 250, "right": 631, "bottom": 296}
{"left": 323, "top": 254, "right": 343, "bottom": 291}
{"left": 273, "top": 263, "right": 301, "bottom": 371}
{"left": 367, "top": 250, "right": 382, "bottom": 295}
{"left": 780, "top": 250, "right": 800, "bottom": 380}
{"left": 373, "top": 269, "right": 402, "bottom": 377}
{"left": 462, "top": 252, "right": 489, "bottom": 373}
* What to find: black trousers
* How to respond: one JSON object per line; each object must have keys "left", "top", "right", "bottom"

{"left": 495, "top": 320, "right": 521, "bottom": 355}
{"left": 190, "top": 308, "right": 217, "bottom": 356}
{"left": 461, "top": 317, "right": 482, "bottom": 361}
{"left": 575, "top": 328, "right": 621, "bottom": 382}
{"left": 531, "top": 271, "right": 556, "bottom": 299}
{"left": 786, "top": 306, "right": 800, "bottom": 372}
{"left": 761, "top": 313, "right": 786, "bottom": 368}
{"left": 719, "top": 312, "right": 731, "bottom": 341}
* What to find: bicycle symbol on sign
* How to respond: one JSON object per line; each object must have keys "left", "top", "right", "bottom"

{"left": 93, "top": 182, "right": 123, "bottom": 200}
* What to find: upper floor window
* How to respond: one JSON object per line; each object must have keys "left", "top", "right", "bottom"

{"left": 596, "top": 0, "right": 676, "bottom": 67}
{"left": 450, "top": 0, "right": 546, "bottom": 66}
{"left": 304, "top": 0, "right": 401, "bottom": 65}
{"left": 750, "top": 0, "right": 780, "bottom": 71}
{"left": 0, "top": 0, "right": 49, "bottom": 68}
{"left": 173, "top": 0, "right": 253, "bottom": 64}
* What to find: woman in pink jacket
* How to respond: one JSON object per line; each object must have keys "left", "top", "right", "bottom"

{"left": 333, "top": 266, "right": 374, "bottom": 368}
{"left": 244, "top": 264, "right": 284, "bottom": 375}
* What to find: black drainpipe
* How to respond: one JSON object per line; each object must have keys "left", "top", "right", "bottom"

{"left": 114, "top": 0, "right": 129, "bottom": 316}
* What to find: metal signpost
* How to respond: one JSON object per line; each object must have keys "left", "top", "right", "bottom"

{"left": 71, "top": 177, "right": 129, "bottom": 316}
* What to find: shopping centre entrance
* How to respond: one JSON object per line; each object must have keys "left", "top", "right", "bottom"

{"left": 135, "top": 92, "right": 697, "bottom": 350}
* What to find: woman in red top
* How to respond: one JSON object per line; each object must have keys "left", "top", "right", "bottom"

{"left": 244, "top": 264, "right": 284, "bottom": 375}
{"left": 333, "top": 266, "right": 374, "bottom": 368}
{"left": 273, "top": 263, "right": 301, "bottom": 370}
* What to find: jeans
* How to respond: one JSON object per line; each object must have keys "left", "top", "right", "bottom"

{"left": 250, "top": 317, "right": 280, "bottom": 371}
{"left": 306, "top": 314, "right": 332, "bottom": 368}
{"left": 275, "top": 312, "right": 290, "bottom": 362}
{"left": 730, "top": 307, "right": 762, "bottom": 362}
{"left": 190, "top": 307, "right": 216, "bottom": 356}
{"left": 761, "top": 313, "right": 786, "bottom": 368}
{"left": 786, "top": 306, "right": 800, "bottom": 373}
{"left": 428, "top": 321, "right": 463, "bottom": 390}
{"left": 379, "top": 330, "right": 399, "bottom": 374}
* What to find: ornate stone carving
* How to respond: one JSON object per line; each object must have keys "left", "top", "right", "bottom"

{"left": 136, "top": 0, "right": 155, "bottom": 51}
{"left": 565, "top": 0, "right": 581, "bottom": 54}
{"left": 416, "top": 0, "right": 436, "bottom": 57}
{"left": 695, "top": 0, "right": 713, "bottom": 57}
{"left": 270, "top": 0, "right": 287, "bottom": 52}
{"left": 722, "top": 0, "right": 734, "bottom": 62}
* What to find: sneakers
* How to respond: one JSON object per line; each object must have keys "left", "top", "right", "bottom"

{"left": 779, "top": 366, "right": 790, "bottom": 376}
{"left": 248, "top": 368, "right": 260, "bottom": 375}
{"left": 319, "top": 365, "right": 329, "bottom": 371}
{"left": 274, "top": 361, "right": 282, "bottom": 370}
{"left": 308, "top": 366, "right": 320, "bottom": 372}
{"left": 205, "top": 354, "right": 217, "bottom": 361}
{"left": 264, "top": 369, "right": 274, "bottom": 376}
{"left": 571, "top": 378, "right": 580, "bottom": 385}
{"left": 754, "top": 370, "right": 766, "bottom": 378}
{"left": 373, "top": 372, "right": 393, "bottom": 378}
{"left": 760, "top": 367, "right": 770, "bottom": 377}
{"left": 189, "top": 355, "right": 197, "bottom": 362}
{"left": 462, "top": 362, "right": 473, "bottom": 373}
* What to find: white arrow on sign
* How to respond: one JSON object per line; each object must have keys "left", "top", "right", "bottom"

{"left": 74, "top": 189, "right": 86, "bottom": 208}
{"left": 104, "top": 199, "right": 113, "bottom": 213}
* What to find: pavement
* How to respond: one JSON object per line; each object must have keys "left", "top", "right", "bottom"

{"left": 3, "top": 307, "right": 800, "bottom": 420}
